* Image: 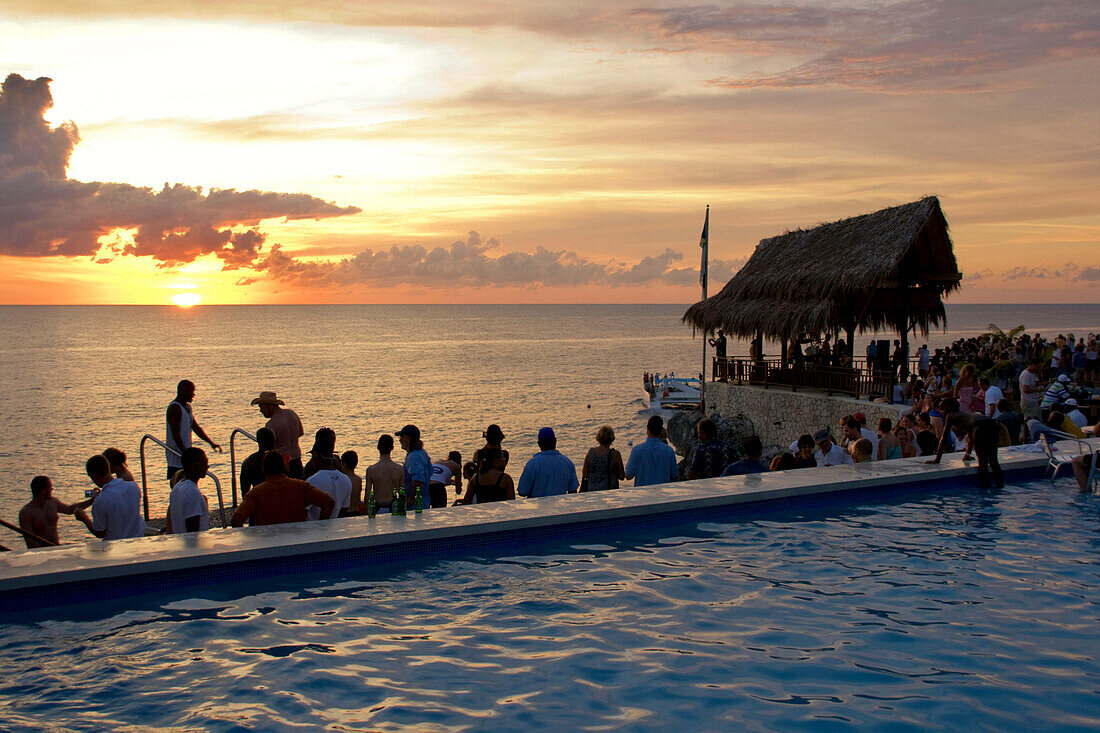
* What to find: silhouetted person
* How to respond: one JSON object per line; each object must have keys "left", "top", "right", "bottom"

{"left": 240, "top": 427, "right": 276, "bottom": 496}
{"left": 168, "top": 447, "right": 211, "bottom": 533}
{"left": 18, "top": 476, "right": 90, "bottom": 548}
{"left": 231, "top": 452, "right": 334, "bottom": 527}
{"left": 166, "top": 379, "right": 221, "bottom": 481}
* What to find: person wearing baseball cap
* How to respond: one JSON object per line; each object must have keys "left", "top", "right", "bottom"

{"left": 396, "top": 425, "right": 432, "bottom": 508}
{"left": 1040, "top": 373, "right": 1073, "bottom": 416}
{"left": 252, "top": 391, "right": 305, "bottom": 478}
{"left": 813, "top": 428, "right": 852, "bottom": 467}
{"left": 516, "top": 427, "right": 578, "bottom": 498}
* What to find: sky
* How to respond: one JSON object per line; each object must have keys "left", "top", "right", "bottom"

{"left": 1, "top": 1, "right": 1097, "bottom": 305}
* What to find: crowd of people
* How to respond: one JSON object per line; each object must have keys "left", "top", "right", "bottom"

{"left": 15, "top": 330, "right": 1098, "bottom": 550}
{"left": 704, "top": 329, "right": 1099, "bottom": 491}
{"left": 14, "top": 382, "right": 681, "bottom": 548}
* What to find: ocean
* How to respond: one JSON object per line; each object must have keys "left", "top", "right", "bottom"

{"left": 1, "top": 303, "right": 1097, "bottom": 544}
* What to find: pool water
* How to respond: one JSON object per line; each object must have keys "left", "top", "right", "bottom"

{"left": 2, "top": 479, "right": 1099, "bottom": 731}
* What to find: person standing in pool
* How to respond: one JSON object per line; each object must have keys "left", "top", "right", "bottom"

{"left": 929, "top": 398, "right": 1004, "bottom": 488}
{"left": 166, "top": 380, "right": 221, "bottom": 482}
{"left": 251, "top": 391, "right": 305, "bottom": 478}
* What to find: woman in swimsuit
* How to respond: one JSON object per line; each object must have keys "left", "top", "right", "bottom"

{"left": 456, "top": 447, "right": 515, "bottom": 504}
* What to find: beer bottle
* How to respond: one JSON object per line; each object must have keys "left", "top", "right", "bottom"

{"left": 414, "top": 483, "right": 423, "bottom": 514}
{"left": 393, "top": 487, "right": 406, "bottom": 516}
{"left": 366, "top": 489, "right": 377, "bottom": 518}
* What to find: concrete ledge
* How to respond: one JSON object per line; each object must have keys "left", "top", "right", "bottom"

{"left": 0, "top": 447, "right": 1069, "bottom": 612}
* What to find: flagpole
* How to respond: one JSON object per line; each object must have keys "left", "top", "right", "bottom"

{"left": 699, "top": 205, "right": 709, "bottom": 415}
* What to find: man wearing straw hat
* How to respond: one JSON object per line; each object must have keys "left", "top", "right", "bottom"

{"left": 252, "top": 391, "right": 305, "bottom": 478}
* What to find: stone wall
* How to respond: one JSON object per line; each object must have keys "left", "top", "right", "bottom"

{"left": 704, "top": 382, "right": 908, "bottom": 448}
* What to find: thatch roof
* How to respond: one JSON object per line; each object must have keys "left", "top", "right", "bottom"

{"left": 683, "top": 196, "right": 961, "bottom": 340}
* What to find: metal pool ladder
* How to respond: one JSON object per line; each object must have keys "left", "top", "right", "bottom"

{"left": 138, "top": 434, "right": 228, "bottom": 528}
{"left": 228, "top": 427, "right": 258, "bottom": 509}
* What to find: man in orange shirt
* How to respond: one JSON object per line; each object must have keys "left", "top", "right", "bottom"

{"left": 231, "top": 452, "right": 335, "bottom": 527}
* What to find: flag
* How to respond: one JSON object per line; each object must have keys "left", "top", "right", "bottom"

{"left": 699, "top": 205, "right": 709, "bottom": 293}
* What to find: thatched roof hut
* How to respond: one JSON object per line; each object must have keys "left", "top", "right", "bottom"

{"left": 683, "top": 196, "right": 961, "bottom": 343}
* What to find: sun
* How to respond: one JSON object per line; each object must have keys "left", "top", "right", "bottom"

{"left": 172, "top": 292, "right": 202, "bottom": 307}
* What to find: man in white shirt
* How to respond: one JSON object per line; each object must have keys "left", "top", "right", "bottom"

{"left": 303, "top": 428, "right": 352, "bottom": 520}
{"left": 814, "top": 429, "right": 853, "bottom": 467}
{"left": 168, "top": 447, "right": 211, "bottom": 533}
{"left": 78, "top": 454, "right": 145, "bottom": 540}
{"left": 980, "top": 377, "right": 1004, "bottom": 417}
{"left": 1018, "top": 359, "right": 1042, "bottom": 420}
{"left": 1065, "top": 398, "right": 1089, "bottom": 429}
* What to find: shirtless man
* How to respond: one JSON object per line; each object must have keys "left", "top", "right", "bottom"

{"left": 18, "top": 476, "right": 92, "bottom": 548}
{"left": 251, "top": 391, "right": 305, "bottom": 478}
{"left": 167, "top": 380, "right": 221, "bottom": 481}
{"left": 928, "top": 398, "right": 1004, "bottom": 488}
{"left": 364, "top": 434, "right": 404, "bottom": 513}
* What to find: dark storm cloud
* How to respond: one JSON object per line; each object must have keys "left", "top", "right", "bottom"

{"left": 0, "top": 74, "right": 360, "bottom": 265}
{"left": 250, "top": 231, "right": 743, "bottom": 290}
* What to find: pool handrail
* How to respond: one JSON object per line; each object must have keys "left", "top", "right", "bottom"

{"left": 138, "top": 434, "right": 228, "bottom": 527}
{"left": 228, "top": 427, "right": 258, "bottom": 509}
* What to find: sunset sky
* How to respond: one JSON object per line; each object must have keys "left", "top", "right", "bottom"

{"left": 1, "top": 1, "right": 1097, "bottom": 305}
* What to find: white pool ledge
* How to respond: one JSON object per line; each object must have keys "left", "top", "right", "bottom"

{"left": 0, "top": 447, "right": 1068, "bottom": 597}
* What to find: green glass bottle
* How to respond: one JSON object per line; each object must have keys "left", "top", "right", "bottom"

{"left": 413, "top": 484, "right": 423, "bottom": 514}
{"left": 393, "top": 488, "right": 406, "bottom": 516}
{"left": 366, "top": 489, "right": 377, "bottom": 518}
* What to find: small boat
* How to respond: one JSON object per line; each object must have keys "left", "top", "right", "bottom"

{"left": 643, "top": 373, "right": 701, "bottom": 409}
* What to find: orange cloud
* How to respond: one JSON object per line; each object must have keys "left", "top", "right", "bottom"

{"left": 0, "top": 74, "right": 360, "bottom": 266}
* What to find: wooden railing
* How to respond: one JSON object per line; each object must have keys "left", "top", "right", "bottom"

{"left": 712, "top": 356, "right": 908, "bottom": 399}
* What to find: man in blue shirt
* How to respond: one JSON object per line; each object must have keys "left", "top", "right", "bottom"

{"left": 396, "top": 424, "right": 432, "bottom": 507}
{"left": 625, "top": 415, "right": 679, "bottom": 487}
{"left": 722, "top": 435, "right": 768, "bottom": 476}
{"left": 517, "top": 427, "right": 578, "bottom": 498}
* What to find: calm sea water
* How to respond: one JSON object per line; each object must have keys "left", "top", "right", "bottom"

{"left": 0, "top": 303, "right": 1097, "bottom": 542}
{"left": 1, "top": 479, "right": 1097, "bottom": 730}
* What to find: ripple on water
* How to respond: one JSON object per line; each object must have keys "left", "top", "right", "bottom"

{"left": 1, "top": 480, "right": 1099, "bottom": 730}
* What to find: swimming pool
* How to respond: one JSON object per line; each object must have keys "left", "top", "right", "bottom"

{"left": 1, "top": 477, "right": 1097, "bottom": 731}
